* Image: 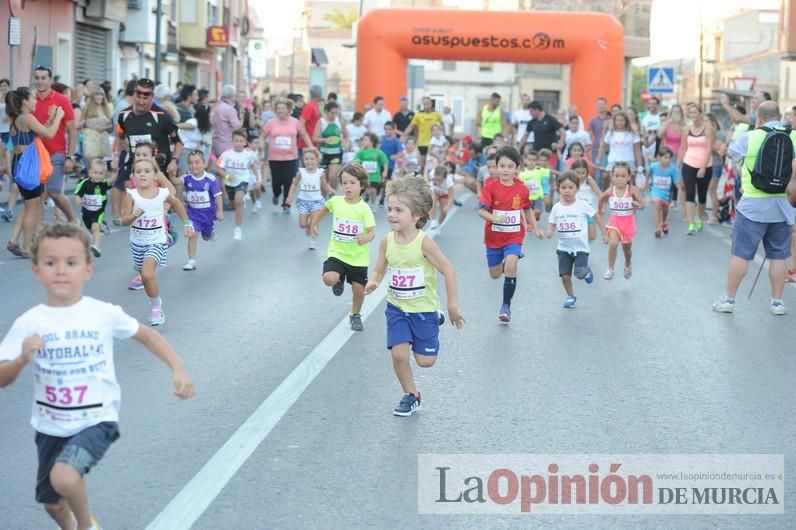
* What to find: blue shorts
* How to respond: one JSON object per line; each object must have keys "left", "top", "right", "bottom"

{"left": 385, "top": 303, "right": 440, "bottom": 356}
{"left": 542, "top": 175, "right": 551, "bottom": 196}
{"left": 187, "top": 212, "right": 215, "bottom": 239}
{"left": 650, "top": 190, "right": 672, "bottom": 204}
{"left": 486, "top": 243, "right": 524, "bottom": 268}
{"left": 731, "top": 212, "right": 792, "bottom": 260}
{"left": 531, "top": 199, "right": 543, "bottom": 212}
{"left": 296, "top": 197, "right": 326, "bottom": 214}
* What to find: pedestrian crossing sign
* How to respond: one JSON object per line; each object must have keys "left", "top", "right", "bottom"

{"left": 648, "top": 67, "right": 675, "bottom": 94}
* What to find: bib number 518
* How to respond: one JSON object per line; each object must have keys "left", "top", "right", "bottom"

{"left": 337, "top": 223, "right": 359, "bottom": 234}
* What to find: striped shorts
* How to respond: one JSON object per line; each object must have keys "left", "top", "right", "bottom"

{"left": 130, "top": 241, "right": 168, "bottom": 271}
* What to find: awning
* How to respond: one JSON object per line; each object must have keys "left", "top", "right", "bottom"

{"left": 311, "top": 48, "right": 329, "bottom": 66}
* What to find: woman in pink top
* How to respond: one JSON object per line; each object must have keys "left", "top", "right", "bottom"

{"left": 676, "top": 103, "right": 714, "bottom": 235}
{"left": 261, "top": 98, "right": 313, "bottom": 212}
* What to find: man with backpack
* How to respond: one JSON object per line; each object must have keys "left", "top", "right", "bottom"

{"left": 713, "top": 101, "right": 796, "bottom": 315}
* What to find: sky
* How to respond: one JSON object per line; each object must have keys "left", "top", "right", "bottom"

{"left": 254, "top": 0, "right": 782, "bottom": 59}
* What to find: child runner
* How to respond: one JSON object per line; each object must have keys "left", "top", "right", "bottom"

{"left": 285, "top": 148, "right": 331, "bottom": 250}
{"left": 314, "top": 101, "right": 345, "bottom": 194}
{"left": 643, "top": 146, "right": 679, "bottom": 237}
{"left": 74, "top": 159, "right": 114, "bottom": 258}
{"left": 598, "top": 162, "right": 644, "bottom": 280}
{"left": 354, "top": 133, "right": 389, "bottom": 209}
{"left": 518, "top": 148, "right": 544, "bottom": 221}
{"left": 365, "top": 174, "right": 464, "bottom": 416}
{"left": 216, "top": 128, "right": 259, "bottom": 240}
{"left": 479, "top": 146, "right": 544, "bottom": 323}
{"left": 572, "top": 158, "right": 602, "bottom": 241}
{"left": 546, "top": 171, "right": 607, "bottom": 308}
{"left": 399, "top": 137, "right": 422, "bottom": 177}
{"left": 122, "top": 158, "right": 193, "bottom": 325}
{"left": 181, "top": 150, "right": 223, "bottom": 270}
{"left": 0, "top": 222, "right": 195, "bottom": 530}
{"left": 537, "top": 148, "right": 557, "bottom": 212}
{"left": 430, "top": 165, "right": 454, "bottom": 230}
{"left": 310, "top": 164, "right": 376, "bottom": 331}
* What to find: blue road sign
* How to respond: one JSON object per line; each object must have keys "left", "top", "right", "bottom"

{"left": 648, "top": 67, "right": 675, "bottom": 94}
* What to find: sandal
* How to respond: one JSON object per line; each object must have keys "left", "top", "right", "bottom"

{"left": 6, "top": 240, "right": 23, "bottom": 257}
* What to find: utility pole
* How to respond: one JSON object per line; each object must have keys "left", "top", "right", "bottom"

{"left": 698, "top": 0, "right": 703, "bottom": 108}
{"left": 155, "top": 0, "right": 163, "bottom": 82}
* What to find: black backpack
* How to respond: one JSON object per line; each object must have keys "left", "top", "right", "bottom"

{"left": 748, "top": 126, "right": 794, "bottom": 194}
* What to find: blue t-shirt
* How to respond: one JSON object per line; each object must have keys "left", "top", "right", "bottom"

{"left": 380, "top": 136, "right": 404, "bottom": 170}
{"left": 649, "top": 162, "right": 679, "bottom": 201}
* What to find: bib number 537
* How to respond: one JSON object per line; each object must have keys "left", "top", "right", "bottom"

{"left": 45, "top": 385, "right": 88, "bottom": 406}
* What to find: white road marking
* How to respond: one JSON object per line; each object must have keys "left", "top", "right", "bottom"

{"left": 146, "top": 194, "right": 472, "bottom": 530}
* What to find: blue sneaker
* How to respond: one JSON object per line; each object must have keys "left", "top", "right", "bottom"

{"left": 1, "top": 209, "right": 12, "bottom": 222}
{"left": 393, "top": 392, "right": 421, "bottom": 417}
{"left": 584, "top": 268, "right": 594, "bottom": 284}
{"left": 498, "top": 304, "right": 511, "bottom": 323}
{"left": 563, "top": 296, "right": 577, "bottom": 308}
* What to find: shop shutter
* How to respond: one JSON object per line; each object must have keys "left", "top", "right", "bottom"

{"left": 74, "top": 24, "right": 110, "bottom": 85}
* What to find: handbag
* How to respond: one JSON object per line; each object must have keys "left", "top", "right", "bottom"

{"left": 34, "top": 138, "right": 54, "bottom": 184}
{"left": 13, "top": 142, "right": 42, "bottom": 191}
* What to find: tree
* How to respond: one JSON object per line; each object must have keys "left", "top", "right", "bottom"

{"left": 631, "top": 66, "right": 644, "bottom": 109}
{"left": 323, "top": 8, "right": 358, "bottom": 30}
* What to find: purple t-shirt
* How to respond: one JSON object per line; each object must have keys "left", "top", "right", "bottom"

{"left": 588, "top": 114, "right": 610, "bottom": 157}
{"left": 211, "top": 100, "right": 241, "bottom": 157}
{"left": 181, "top": 172, "right": 222, "bottom": 220}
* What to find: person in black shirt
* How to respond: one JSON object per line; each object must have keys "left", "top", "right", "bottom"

{"left": 75, "top": 159, "right": 113, "bottom": 257}
{"left": 520, "top": 100, "right": 564, "bottom": 151}
{"left": 393, "top": 96, "right": 415, "bottom": 133}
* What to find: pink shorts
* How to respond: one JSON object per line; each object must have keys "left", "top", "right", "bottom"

{"left": 606, "top": 214, "right": 636, "bottom": 243}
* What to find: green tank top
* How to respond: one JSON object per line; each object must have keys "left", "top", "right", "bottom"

{"left": 385, "top": 230, "right": 439, "bottom": 313}
{"left": 480, "top": 105, "right": 502, "bottom": 139}
{"left": 319, "top": 118, "right": 342, "bottom": 155}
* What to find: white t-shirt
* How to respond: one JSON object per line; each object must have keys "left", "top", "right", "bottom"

{"left": 577, "top": 181, "right": 598, "bottom": 210}
{"left": 512, "top": 109, "right": 532, "bottom": 143}
{"left": 432, "top": 173, "right": 455, "bottom": 197}
{"left": 641, "top": 112, "right": 662, "bottom": 133}
{"left": 346, "top": 124, "right": 367, "bottom": 153}
{"left": 0, "top": 297, "right": 140, "bottom": 437}
{"left": 427, "top": 135, "right": 449, "bottom": 159}
{"left": 363, "top": 109, "right": 392, "bottom": 138}
{"left": 442, "top": 113, "right": 455, "bottom": 137}
{"left": 217, "top": 148, "right": 258, "bottom": 186}
{"left": 564, "top": 130, "right": 592, "bottom": 155}
{"left": 179, "top": 118, "right": 203, "bottom": 150}
{"left": 297, "top": 167, "right": 324, "bottom": 201}
{"left": 128, "top": 188, "right": 170, "bottom": 245}
{"left": 604, "top": 130, "right": 641, "bottom": 168}
{"left": 549, "top": 199, "right": 595, "bottom": 254}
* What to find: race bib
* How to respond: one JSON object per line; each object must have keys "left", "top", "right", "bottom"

{"left": 34, "top": 372, "right": 104, "bottom": 427}
{"left": 332, "top": 217, "right": 364, "bottom": 242}
{"left": 528, "top": 180, "right": 541, "bottom": 195}
{"left": 274, "top": 136, "right": 292, "bottom": 149}
{"left": 131, "top": 214, "right": 164, "bottom": 242}
{"left": 129, "top": 134, "right": 153, "bottom": 150}
{"left": 388, "top": 266, "right": 426, "bottom": 300}
{"left": 558, "top": 218, "right": 583, "bottom": 239}
{"left": 609, "top": 196, "right": 633, "bottom": 216}
{"left": 654, "top": 176, "right": 671, "bottom": 189}
{"left": 362, "top": 160, "right": 378, "bottom": 174}
{"left": 186, "top": 190, "right": 211, "bottom": 208}
{"left": 491, "top": 209, "right": 522, "bottom": 233}
{"left": 82, "top": 194, "right": 103, "bottom": 211}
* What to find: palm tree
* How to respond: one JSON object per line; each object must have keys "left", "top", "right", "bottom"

{"left": 323, "top": 8, "right": 358, "bottom": 30}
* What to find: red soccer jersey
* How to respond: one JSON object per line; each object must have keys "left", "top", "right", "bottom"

{"left": 33, "top": 90, "right": 74, "bottom": 154}
{"left": 479, "top": 177, "right": 532, "bottom": 248}
{"left": 299, "top": 101, "right": 320, "bottom": 149}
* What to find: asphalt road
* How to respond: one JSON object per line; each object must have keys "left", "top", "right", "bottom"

{"left": 0, "top": 194, "right": 794, "bottom": 529}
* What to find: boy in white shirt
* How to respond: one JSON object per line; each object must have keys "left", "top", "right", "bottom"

{"left": 0, "top": 222, "right": 195, "bottom": 530}
{"left": 216, "top": 129, "right": 259, "bottom": 240}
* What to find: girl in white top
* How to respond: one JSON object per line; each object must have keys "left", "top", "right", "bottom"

{"left": 596, "top": 111, "right": 643, "bottom": 172}
{"left": 570, "top": 159, "right": 602, "bottom": 241}
{"left": 425, "top": 123, "right": 450, "bottom": 176}
{"left": 286, "top": 148, "right": 333, "bottom": 250}
{"left": 122, "top": 158, "right": 193, "bottom": 326}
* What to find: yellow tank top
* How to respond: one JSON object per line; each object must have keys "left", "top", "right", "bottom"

{"left": 385, "top": 230, "right": 439, "bottom": 313}
{"left": 480, "top": 105, "right": 502, "bottom": 139}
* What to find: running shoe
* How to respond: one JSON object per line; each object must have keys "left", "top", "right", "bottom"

{"left": 687, "top": 223, "right": 696, "bottom": 235}
{"left": 282, "top": 204, "right": 291, "bottom": 214}
{"left": 350, "top": 313, "right": 364, "bottom": 332}
{"left": 101, "top": 221, "right": 111, "bottom": 234}
{"left": 563, "top": 295, "right": 577, "bottom": 308}
{"left": 233, "top": 226, "right": 242, "bottom": 240}
{"left": 654, "top": 227, "right": 662, "bottom": 238}
{"left": 498, "top": 303, "right": 511, "bottom": 323}
{"left": 255, "top": 199, "right": 262, "bottom": 210}
{"left": 0, "top": 209, "right": 12, "bottom": 222}
{"left": 272, "top": 196, "right": 279, "bottom": 206}
{"left": 128, "top": 276, "right": 144, "bottom": 290}
{"left": 149, "top": 308, "right": 166, "bottom": 326}
{"left": 695, "top": 218, "right": 704, "bottom": 232}
{"left": 603, "top": 268, "right": 614, "bottom": 280}
{"left": 770, "top": 299, "right": 787, "bottom": 316}
{"left": 429, "top": 219, "right": 440, "bottom": 231}
{"left": 332, "top": 280, "right": 345, "bottom": 296}
{"left": 252, "top": 200, "right": 259, "bottom": 213}
{"left": 787, "top": 270, "right": 796, "bottom": 283}
{"left": 624, "top": 265, "right": 632, "bottom": 279}
{"left": 90, "top": 244, "right": 101, "bottom": 258}
{"left": 712, "top": 295, "right": 735, "bottom": 313}
{"left": 393, "top": 392, "right": 421, "bottom": 417}
{"left": 309, "top": 238, "right": 317, "bottom": 250}
{"left": 584, "top": 268, "right": 594, "bottom": 284}
{"left": 183, "top": 259, "right": 196, "bottom": 271}
{"left": 112, "top": 217, "right": 122, "bottom": 226}
{"left": 453, "top": 199, "right": 464, "bottom": 207}
{"left": 6, "top": 240, "right": 23, "bottom": 257}
{"left": 662, "top": 223, "right": 669, "bottom": 234}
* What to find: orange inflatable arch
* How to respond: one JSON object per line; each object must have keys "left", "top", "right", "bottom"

{"left": 356, "top": 9, "right": 624, "bottom": 119}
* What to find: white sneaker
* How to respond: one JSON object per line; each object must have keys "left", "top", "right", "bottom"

{"left": 183, "top": 259, "right": 196, "bottom": 271}
{"left": 623, "top": 265, "right": 632, "bottom": 279}
{"left": 309, "top": 238, "right": 317, "bottom": 250}
{"left": 771, "top": 299, "right": 787, "bottom": 316}
{"left": 712, "top": 296, "right": 735, "bottom": 313}
{"left": 430, "top": 220, "right": 440, "bottom": 231}
{"left": 255, "top": 199, "right": 262, "bottom": 209}
{"left": 149, "top": 308, "right": 165, "bottom": 326}
{"left": 233, "top": 226, "right": 242, "bottom": 240}
{"left": 603, "top": 268, "right": 614, "bottom": 280}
